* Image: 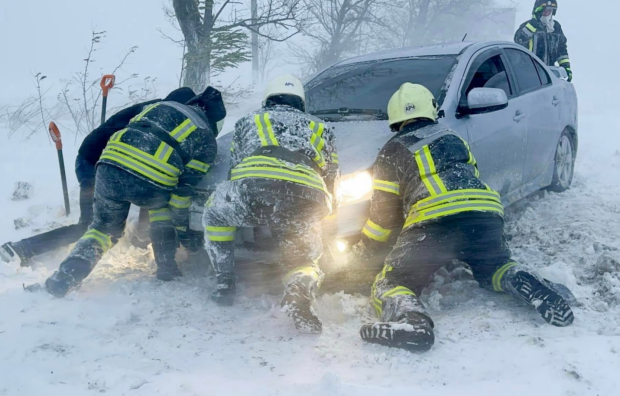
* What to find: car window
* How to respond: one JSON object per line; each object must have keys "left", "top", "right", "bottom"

{"left": 465, "top": 55, "right": 512, "bottom": 98}
{"left": 534, "top": 61, "right": 551, "bottom": 85}
{"left": 505, "top": 49, "right": 543, "bottom": 92}
{"left": 305, "top": 56, "right": 457, "bottom": 120}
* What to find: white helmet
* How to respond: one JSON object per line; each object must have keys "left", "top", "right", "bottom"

{"left": 263, "top": 75, "right": 305, "bottom": 106}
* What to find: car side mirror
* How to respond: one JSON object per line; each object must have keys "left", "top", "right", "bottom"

{"left": 465, "top": 88, "right": 509, "bottom": 115}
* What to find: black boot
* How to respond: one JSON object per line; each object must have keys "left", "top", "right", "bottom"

{"left": 155, "top": 261, "right": 182, "bottom": 281}
{"left": 281, "top": 281, "right": 322, "bottom": 334}
{"left": 502, "top": 269, "right": 574, "bottom": 327}
{"left": 44, "top": 258, "right": 91, "bottom": 298}
{"left": 360, "top": 311, "right": 435, "bottom": 353}
{"left": 1, "top": 242, "right": 30, "bottom": 266}
{"left": 210, "top": 272, "right": 236, "bottom": 306}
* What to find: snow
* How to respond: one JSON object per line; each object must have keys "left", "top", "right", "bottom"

{"left": 1, "top": 1, "right": 620, "bottom": 394}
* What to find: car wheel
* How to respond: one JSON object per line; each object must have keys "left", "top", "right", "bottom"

{"left": 547, "top": 131, "right": 575, "bottom": 193}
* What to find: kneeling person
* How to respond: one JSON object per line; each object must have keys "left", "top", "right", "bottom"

{"left": 45, "top": 87, "right": 226, "bottom": 297}
{"left": 352, "top": 83, "right": 574, "bottom": 352}
{"left": 203, "top": 75, "right": 340, "bottom": 333}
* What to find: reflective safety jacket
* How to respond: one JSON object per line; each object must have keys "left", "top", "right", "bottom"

{"left": 357, "top": 120, "right": 504, "bottom": 253}
{"left": 514, "top": 18, "right": 571, "bottom": 72}
{"left": 230, "top": 105, "right": 340, "bottom": 210}
{"left": 99, "top": 101, "right": 217, "bottom": 194}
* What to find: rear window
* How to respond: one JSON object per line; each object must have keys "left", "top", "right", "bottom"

{"left": 305, "top": 57, "right": 457, "bottom": 120}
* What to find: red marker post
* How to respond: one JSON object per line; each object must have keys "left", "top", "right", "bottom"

{"left": 48, "top": 122, "right": 70, "bottom": 216}
{"left": 100, "top": 74, "right": 115, "bottom": 124}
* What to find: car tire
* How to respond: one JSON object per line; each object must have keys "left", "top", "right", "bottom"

{"left": 547, "top": 130, "right": 575, "bottom": 193}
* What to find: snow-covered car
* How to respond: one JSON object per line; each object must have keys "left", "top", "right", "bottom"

{"left": 189, "top": 41, "right": 578, "bottom": 262}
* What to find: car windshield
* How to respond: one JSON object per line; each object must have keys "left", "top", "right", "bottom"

{"left": 306, "top": 56, "right": 458, "bottom": 122}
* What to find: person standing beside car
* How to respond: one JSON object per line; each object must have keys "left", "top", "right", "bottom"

{"left": 515, "top": 0, "right": 573, "bottom": 81}
{"left": 202, "top": 75, "right": 340, "bottom": 334}
{"left": 349, "top": 83, "right": 575, "bottom": 353}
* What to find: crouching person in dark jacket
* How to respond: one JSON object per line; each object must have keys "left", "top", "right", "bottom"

{"left": 44, "top": 87, "right": 226, "bottom": 297}
{"left": 0, "top": 88, "right": 196, "bottom": 266}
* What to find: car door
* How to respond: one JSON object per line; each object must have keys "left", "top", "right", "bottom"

{"left": 504, "top": 48, "right": 561, "bottom": 186}
{"left": 458, "top": 49, "right": 528, "bottom": 196}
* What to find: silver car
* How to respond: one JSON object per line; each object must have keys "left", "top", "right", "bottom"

{"left": 190, "top": 40, "right": 578, "bottom": 265}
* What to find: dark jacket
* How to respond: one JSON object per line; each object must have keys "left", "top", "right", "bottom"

{"left": 355, "top": 120, "right": 504, "bottom": 256}
{"left": 76, "top": 87, "right": 197, "bottom": 182}
{"left": 514, "top": 18, "right": 571, "bottom": 73}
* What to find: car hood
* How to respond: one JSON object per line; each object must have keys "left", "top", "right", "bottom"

{"left": 195, "top": 120, "right": 394, "bottom": 195}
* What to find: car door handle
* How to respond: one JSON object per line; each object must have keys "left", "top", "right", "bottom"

{"left": 552, "top": 96, "right": 560, "bottom": 107}
{"left": 513, "top": 111, "right": 526, "bottom": 123}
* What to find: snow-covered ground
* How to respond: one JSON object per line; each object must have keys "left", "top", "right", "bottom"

{"left": 2, "top": 3, "right": 620, "bottom": 395}
{"left": 2, "top": 102, "right": 620, "bottom": 396}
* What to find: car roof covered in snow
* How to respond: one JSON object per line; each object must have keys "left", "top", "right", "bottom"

{"left": 332, "top": 41, "right": 513, "bottom": 66}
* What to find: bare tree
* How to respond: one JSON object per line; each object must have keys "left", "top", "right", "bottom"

{"left": 167, "top": 0, "right": 303, "bottom": 92}
{"left": 59, "top": 30, "right": 140, "bottom": 135}
{"left": 257, "top": 25, "right": 284, "bottom": 82}
{"left": 292, "top": 0, "right": 385, "bottom": 74}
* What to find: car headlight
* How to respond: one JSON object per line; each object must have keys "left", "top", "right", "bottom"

{"left": 338, "top": 171, "right": 372, "bottom": 204}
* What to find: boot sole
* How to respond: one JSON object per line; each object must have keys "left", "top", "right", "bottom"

{"left": 360, "top": 322, "right": 434, "bottom": 353}
{"left": 516, "top": 272, "right": 574, "bottom": 327}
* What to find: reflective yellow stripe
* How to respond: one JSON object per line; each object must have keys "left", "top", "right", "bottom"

{"left": 132, "top": 103, "right": 160, "bottom": 122}
{"left": 331, "top": 153, "right": 339, "bottom": 164}
{"left": 237, "top": 157, "right": 318, "bottom": 177}
{"left": 205, "top": 226, "right": 237, "bottom": 242}
{"left": 529, "top": 39, "right": 534, "bottom": 52}
{"left": 373, "top": 180, "right": 400, "bottom": 195}
{"left": 110, "top": 128, "right": 128, "bottom": 143}
{"left": 405, "top": 199, "right": 504, "bottom": 228}
{"left": 558, "top": 59, "right": 570, "bottom": 65}
{"left": 283, "top": 265, "right": 321, "bottom": 285}
{"left": 169, "top": 194, "right": 191, "bottom": 209}
{"left": 82, "top": 229, "right": 112, "bottom": 252}
{"left": 170, "top": 118, "right": 197, "bottom": 142}
{"left": 149, "top": 208, "right": 172, "bottom": 223}
{"left": 413, "top": 189, "right": 501, "bottom": 211}
{"left": 415, "top": 145, "right": 447, "bottom": 196}
{"left": 254, "top": 114, "right": 269, "bottom": 146}
{"left": 382, "top": 286, "right": 416, "bottom": 299}
{"left": 526, "top": 23, "right": 537, "bottom": 33}
{"left": 186, "top": 159, "right": 210, "bottom": 173}
{"left": 106, "top": 141, "right": 180, "bottom": 177}
{"left": 492, "top": 262, "right": 518, "bottom": 292}
{"left": 154, "top": 142, "right": 174, "bottom": 162}
{"left": 100, "top": 151, "right": 178, "bottom": 187}
{"left": 362, "top": 219, "right": 392, "bottom": 243}
{"left": 371, "top": 265, "right": 393, "bottom": 317}
{"left": 230, "top": 167, "right": 327, "bottom": 194}
{"left": 263, "top": 113, "right": 278, "bottom": 146}
{"left": 309, "top": 121, "right": 327, "bottom": 168}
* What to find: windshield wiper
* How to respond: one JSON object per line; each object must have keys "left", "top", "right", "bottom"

{"left": 309, "top": 108, "right": 388, "bottom": 120}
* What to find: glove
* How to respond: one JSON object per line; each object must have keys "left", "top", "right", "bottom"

{"left": 177, "top": 228, "right": 204, "bottom": 253}
{"left": 564, "top": 67, "right": 573, "bottom": 82}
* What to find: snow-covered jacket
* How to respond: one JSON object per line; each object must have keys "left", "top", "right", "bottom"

{"left": 230, "top": 105, "right": 340, "bottom": 211}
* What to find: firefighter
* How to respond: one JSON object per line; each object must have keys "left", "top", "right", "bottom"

{"left": 351, "top": 83, "right": 574, "bottom": 352}
{"left": 0, "top": 88, "right": 197, "bottom": 266}
{"left": 203, "top": 75, "right": 339, "bottom": 333}
{"left": 515, "top": 0, "right": 572, "bottom": 81}
{"left": 44, "top": 87, "right": 226, "bottom": 297}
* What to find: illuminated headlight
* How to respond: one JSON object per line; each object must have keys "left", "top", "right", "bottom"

{"left": 336, "top": 240, "right": 348, "bottom": 253}
{"left": 338, "top": 171, "right": 372, "bottom": 204}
